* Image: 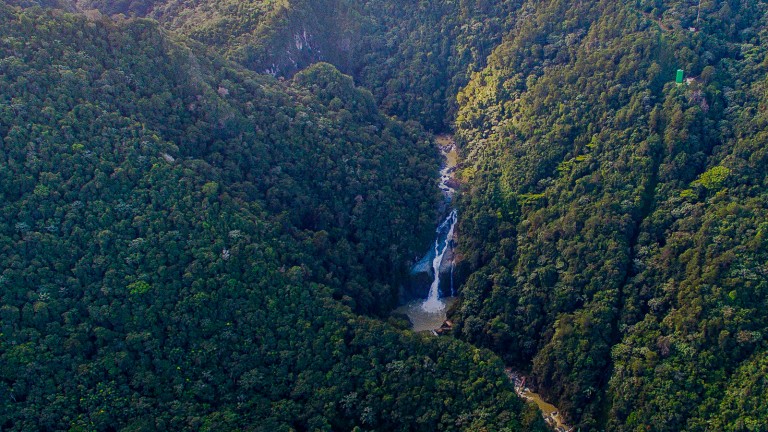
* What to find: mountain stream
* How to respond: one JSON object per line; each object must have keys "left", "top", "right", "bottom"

{"left": 394, "top": 135, "right": 573, "bottom": 431}
{"left": 393, "top": 135, "right": 458, "bottom": 332}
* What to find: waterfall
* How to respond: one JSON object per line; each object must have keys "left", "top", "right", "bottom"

{"left": 422, "top": 209, "right": 457, "bottom": 313}
{"left": 394, "top": 136, "right": 459, "bottom": 331}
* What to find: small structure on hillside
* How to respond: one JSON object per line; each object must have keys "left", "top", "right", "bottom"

{"left": 676, "top": 69, "right": 684, "bottom": 84}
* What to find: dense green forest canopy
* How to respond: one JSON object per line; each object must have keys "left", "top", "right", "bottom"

{"left": 0, "top": 3, "right": 548, "bottom": 430}
{"left": 453, "top": 0, "right": 768, "bottom": 430}
{"left": 70, "top": 0, "right": 525, "bottom": 130}
{"left": 3, "top": 0, "right": 768, "bottom": 431}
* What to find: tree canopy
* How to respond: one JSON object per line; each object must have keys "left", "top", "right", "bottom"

{"left": 0, "top": 4, "right": 547, "bottom": 431}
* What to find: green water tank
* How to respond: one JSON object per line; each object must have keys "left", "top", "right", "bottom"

{"left": 676, "top": 69, "right": 684, "bottom": 84}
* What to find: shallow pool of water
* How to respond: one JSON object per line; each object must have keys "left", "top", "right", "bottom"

{"left": 393, "top": 297, "right": 457, "bottom": 333}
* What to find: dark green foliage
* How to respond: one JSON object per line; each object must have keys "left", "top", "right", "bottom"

{"left": 4, "top": 0, "right": 768, "bottom": 430}
{"left": 75, "top": 0, "right": 524, "bottom": 131}
{"left": 452, "top": 0, "right": 768, "bottom": 430}
{"left": 0, "top": 4, "right": 547, "bottom": 431}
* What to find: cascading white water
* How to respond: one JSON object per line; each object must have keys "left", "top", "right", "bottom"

{"left": 394, "top": 135, "right": 459, "bottom": 329}
{"left": 450, "top": 255, "right": 455, "bottom": 297}
{"left": 421, "top": 209, "right": 457, "bottom": 313}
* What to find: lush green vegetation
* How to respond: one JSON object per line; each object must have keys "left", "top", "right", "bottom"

{"left": 4, "top": 0, "right": 768, "bottom": 430}
{"left": 453, "top": 0, "right": 768, "bottom": 429}
{"left": 0, "top": 4, "right": 549, "bottom": 430}
{"left": 73, "top": 0, "right": 525, "bottom": 130}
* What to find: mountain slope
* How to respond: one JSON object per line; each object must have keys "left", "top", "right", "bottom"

{"left": 72, "top": 0, "right": 524, "bottom": 130}
{"left": 4, "top": 0, "right": 768, "bottom": 430}
{"left": 452, "top": 0, "right": 768, "bottom": 429}
{"left": 0, "top": 4, "right": 547, "bottom": 431}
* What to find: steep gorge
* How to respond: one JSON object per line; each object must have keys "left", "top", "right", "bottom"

{"left": 452, "top": 0, "right": 768, "bottom": 430}
{"left": 71, "top": 0, "right": 523, "bottom": 130}
{"left": 3, "top": 0, "right": 768, "bottom": 431}
{"left": 0, "top": 4, "right": 547, "bottom": 430}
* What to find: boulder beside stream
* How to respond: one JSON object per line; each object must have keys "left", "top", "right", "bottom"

{"left": 444, "top": 178, "right": 460, "bottom": 190}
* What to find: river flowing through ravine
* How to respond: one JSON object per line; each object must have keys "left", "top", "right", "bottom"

{"left": 393, "top": 135, "right": 458, "bottom": 332}
{"left": 393, "top": 135, "right": 572, "bottom": 432}
{"left": 506, "top": 370, "right": 574, "bottom": 432}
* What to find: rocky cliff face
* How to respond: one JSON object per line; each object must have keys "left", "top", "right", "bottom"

{"left": 227, "top": 2, "right": 362, "bottom": 77}
{"left": 71, "top": 0, "right": 518, "bottom": 131}
{"left": 71, "top": 0, "right": 361, "bottom": 77}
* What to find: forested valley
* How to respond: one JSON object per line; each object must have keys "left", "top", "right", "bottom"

{"left": 1, "top": 0, "right": 767, "bottom": 431}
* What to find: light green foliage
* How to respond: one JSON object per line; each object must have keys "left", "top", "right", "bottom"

{"left": 693, "top": 165, "right": 731, "bottom": 190}
{"left": 127, "top": 280, "right": 151, "bottom": 295}
{"left": 32, "top": 184, "right": 49, "bottom": 197}
{"left": 201, "top": 181, "right": 219, "bottom": 197}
